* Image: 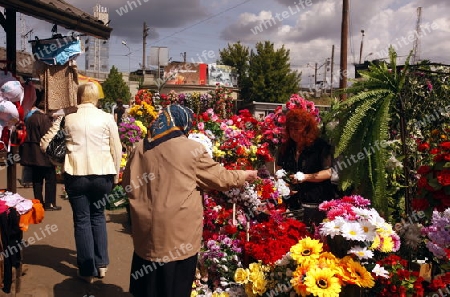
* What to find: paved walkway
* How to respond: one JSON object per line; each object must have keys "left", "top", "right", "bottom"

{"left": 0, "top": 166, "right": 134, "bottom": 297}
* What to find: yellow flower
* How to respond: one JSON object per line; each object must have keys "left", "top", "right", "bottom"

{"left": 190, "top": 291, "right": 198, "bottom": 297}
{"left": 234, "top": 268, "right": 249, "bottom": 284}
{"left": 291, "top": 263, "right": 311, "bottom": 297}
{"left": 245, "top": 283, "right": 257, "bottom": 297}
{"left": 339, "top": 256, "right": 375, "bottom": 288}
{"left": 442, "top": 135, "right": 447, "bottom": 139}
{"left": 290, "top": 237, "right": 323, "bottom": 265}
{"left": 304, "top": 267, "right": 341, "bottom": 297}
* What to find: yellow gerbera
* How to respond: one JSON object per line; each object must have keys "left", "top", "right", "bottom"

{"left": 317, "top": 252, "right": 339, "bottom": 269}
{"left": 290, "top": 237, "right": 323, "bottom": 265}
{"left": 291, "top": 263, "right": 311, "bottom": 297}
{"left": 304, "top": 267, "right": 341, "bottom": 297}
{"left": 339, "top": 256, "right": 375, "bottom": 288}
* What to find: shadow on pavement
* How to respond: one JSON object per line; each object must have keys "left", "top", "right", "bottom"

{"left": 53, "top": 278, "right": 133, "bottom": 297}
{"left": 22, "top": 244, "right": 77, "bottom": 277}
{"left": 106, "top": 211, "right": 131, "bottom": 235}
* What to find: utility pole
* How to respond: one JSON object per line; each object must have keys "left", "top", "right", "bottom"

{"left": 339, "top": 0, "right": 349, "bottom": 101}
{"left": 183, "top": 52, "right": 186, "bottom": 63}
{"left": 359, "top": 29, "right": 365, "bottom": 64}
{"left": 314, "top": 62, "right": 318, "bottom": 87}
{"left": 143, "top": 22, "right": 149, "bottom": 70}
{"left": 331, "top": 44, "right": 335, "bottom": 97}
{"left": 412, "top": 7, "right": 422, "bottom": 64}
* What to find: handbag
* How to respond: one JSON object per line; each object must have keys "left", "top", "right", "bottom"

{"left": 46, "top": 117, "right": 66, "bottom": 165}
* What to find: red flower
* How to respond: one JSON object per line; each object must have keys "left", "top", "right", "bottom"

{"left": 418, "top": 142, "right": 430, "bottom": 152}
{"left": 411, "top": 198, "right": 429, "bottom": 211}
{"left": 417, "top": 165, "right": 432, "bottom": 175}
{"left": 437, "top": 169, "right": 450, "bottom": 186}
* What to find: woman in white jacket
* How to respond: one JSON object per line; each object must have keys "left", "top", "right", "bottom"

{"left": 41, "top": 82, "right": 122, "bottom": 283}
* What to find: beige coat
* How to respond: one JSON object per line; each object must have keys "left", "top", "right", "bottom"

{"left": 41, "top": 103, "right": 122, "bottom": 182}
{"left": 122, "top": 136, "right": 247, "bottom": 262}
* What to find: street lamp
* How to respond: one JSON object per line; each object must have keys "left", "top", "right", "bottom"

{"left": 121, "top": 40, "right": 131, "bottom": 101}
{"left": 364, "top": 52, "right": 373, "bottom": 62}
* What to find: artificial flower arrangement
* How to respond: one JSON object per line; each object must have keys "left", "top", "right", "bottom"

{"left": 118, "top": 116, "right": 147, "bottom": 149}
{"left": 128, "top": 90, "right": 158, "bottom": 128}
{"left": 235, "top": 237, "right": 376, "bottom": 297}
{"left": 369, "top": 254, "right": 424, "bottom": 297}
{"left": 413, "top": 122, "right": 450, "bottom": 214}
{"left": 319, "top": 195, "right": 401, "bottom": 259}
{"left": 422, "top": 209, "right": 450, "bottom": 272}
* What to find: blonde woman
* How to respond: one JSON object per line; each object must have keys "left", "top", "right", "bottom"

{"left": 42, "top": 82, "right": 122, "bottom": 283}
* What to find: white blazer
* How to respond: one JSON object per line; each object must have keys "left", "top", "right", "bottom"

{"left": 42, "top": 103, "right": 122, "bottom": 183}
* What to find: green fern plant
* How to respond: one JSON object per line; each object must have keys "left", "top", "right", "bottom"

{"left": 330, "top": 47, "right": 411, "bottom": 215}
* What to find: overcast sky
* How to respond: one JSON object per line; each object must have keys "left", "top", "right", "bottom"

{"left": 1, "top": 0, "right": 449, "bottom": 87}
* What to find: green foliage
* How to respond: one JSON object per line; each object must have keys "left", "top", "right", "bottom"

{"left": 244, "top": 41, "right": 301, "bottom": 103}
{"left": 218, "top": 41, "right": 250, "bottom": 88}
{"left": 329, "top": 47, "right": 409, "bottom": 215}
{"left": 219, "top": 41, "right": 301, "bottom": 103}
{"left": 102, "top": 66, "right": 131, "bottom": 110}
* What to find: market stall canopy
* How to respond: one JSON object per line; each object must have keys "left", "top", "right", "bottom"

{"left": 0, "top": 0, "right": 112, "bottom": 39}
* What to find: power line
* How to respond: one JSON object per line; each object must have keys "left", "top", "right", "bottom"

{"left": 151, "top": 0, "right": 255, "bottom": 45}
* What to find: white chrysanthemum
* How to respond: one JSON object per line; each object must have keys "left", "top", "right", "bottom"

{"left": 341, "top": 222, "right": 365, "bottom": 241}
{"left": 349, "top": 246, "right": 374, "bottom": 260}
{"left": 188, "top": 133, "right": 213, "bottom": 158}
{"left": 372, "top": 264, "right": 389, "bottom": 278}
{"left": 275, "top": 169, "right": 287, "bottom": 179}
{"left": 359, "top": 220, "right": 377, "bottom": 241}
{"left": 294, "top": 171, "right": 305, "bottom": 182}
{"left": 275, "top": 179, "right": 290, "bottom": 196}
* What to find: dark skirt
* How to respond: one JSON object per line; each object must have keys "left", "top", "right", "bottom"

{"left": 129, "top": 252, "right": 197, "bottom": 297}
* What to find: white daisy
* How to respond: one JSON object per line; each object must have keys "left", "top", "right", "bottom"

{"left": 349, "top": 246, "right": 374, "bottom": 260}
{"left": 372, "top": 264, "right": 389, "bottom": 278}
{"left": 359, "top": 220, "right": 377, "bottom": 241}
{"left": 320, "top": 221, "right": 342, "bottom": 238}
{"left": 341, "top": 222, "right": 365, "bottom": 241}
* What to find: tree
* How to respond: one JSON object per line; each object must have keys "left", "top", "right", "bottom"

{"left": 218, "top": 41, "right": 250, "bottom": 89}
{"left": 102, "top": 66, "right": 130, "bottom": 110}
{"left": 244, "top": 41, "right": 301, "bottom": 103}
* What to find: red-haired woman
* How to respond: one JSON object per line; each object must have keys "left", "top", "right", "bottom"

{"left": 276, "top": 108, "right": 337, "bottom": 228}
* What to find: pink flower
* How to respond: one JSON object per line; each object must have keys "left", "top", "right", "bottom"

{"left": 198, "top": 122, "right": 205, "bottom": 130}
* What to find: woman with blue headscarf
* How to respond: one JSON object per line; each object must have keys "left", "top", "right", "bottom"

{"left": 123, "top": 105, "right": 258, "bottom": 297}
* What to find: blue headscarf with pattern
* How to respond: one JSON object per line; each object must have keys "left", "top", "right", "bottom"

{"left": 144, "top": 104, "right": 194, "bottom": 151}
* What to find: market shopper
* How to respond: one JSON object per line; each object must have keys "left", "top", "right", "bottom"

{"left": 41, "top": 82, "right": 122, "bottom": 283}
{"left": 276, "top": 108, "right": 337, "bottom": 229}
{"left": 19, "top": 94, "right": 61, "bottom": 211}
{"left": 122, "top": 104, "right": 258, "bottom": 297}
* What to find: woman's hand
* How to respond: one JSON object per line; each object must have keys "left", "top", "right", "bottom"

{"left": 244, "top": 170, "right": 259, "bottom": 182}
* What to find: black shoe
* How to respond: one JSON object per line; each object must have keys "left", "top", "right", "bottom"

{"left": 45, "top": 205, "right": 62, "bottom": 211}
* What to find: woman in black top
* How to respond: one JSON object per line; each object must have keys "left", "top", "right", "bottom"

{"left": 276, "top": 108, "right": 336, "bottom": 228}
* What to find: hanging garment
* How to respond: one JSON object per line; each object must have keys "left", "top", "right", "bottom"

{"left": 34, "top": 60, "right": 78, "bottom": 110}
{"left": 22, "top": 82, "right": 37, "bottom": 117}
{"left": 31, "top": 37, "right": 82, "bottom": 66}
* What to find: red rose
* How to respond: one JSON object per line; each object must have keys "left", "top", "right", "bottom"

{"left": 418, "top": 142, "right": 430, "bottom": 152}
{"left": 437, "top": 169, "right": 450, "bottom": 186}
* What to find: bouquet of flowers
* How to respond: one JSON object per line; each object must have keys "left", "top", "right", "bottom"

{"left": 235, "top": 237, "right": 376, "bottom": 297}
{"left": 319, "top": 195, "right": 401, "bottom": 259}
{"left": 118, "top": 116, "right": 147, "bottom": 148}
{"left": 370, "top": 254, "right": 424, "bottom": 297}
{"left": 244, "top": 215, "right": 309, "bottom": 265}
{"left": 414, "top": 124, "right": 450, "bottom": 213}
{"left": 129, "top": 91, "right": 158, "bottom": 128}
{"left": 422, "top": 208, "right": 450, "bottom": 270}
